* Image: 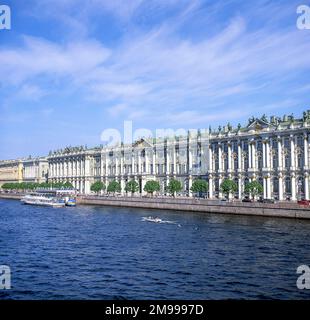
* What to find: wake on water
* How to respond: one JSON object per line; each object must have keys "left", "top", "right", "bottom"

{"left": 141, "top": 216, "right": 181, "bottom": 227}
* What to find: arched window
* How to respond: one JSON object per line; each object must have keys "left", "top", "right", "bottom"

{"left": 298, "top": 177, "right": 305, "bottom": 194}
{"left": 257, "top": 152, "right": 263, "bottom": 169}
{"left": 273, "top": 178, "right": 279, "bottom": 193}
{"left": 297, "top": 153, "right": 304, "bottom": 168}
{"left": 285, "top": 177, "right": 291, "bottom": 194}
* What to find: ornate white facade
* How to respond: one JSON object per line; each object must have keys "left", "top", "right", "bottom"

{"left": 47, "top": 111, "right": 310, "bottom": 200}
{"left": 22, "top": 157, "right": 49, "bottom": 183}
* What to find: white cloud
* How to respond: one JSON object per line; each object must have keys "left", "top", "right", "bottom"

{"left": 1, "top": 1, "right": 310, "bottom": 128}
{"left": 0, "top": 36, "right": 110, "bottom": 85}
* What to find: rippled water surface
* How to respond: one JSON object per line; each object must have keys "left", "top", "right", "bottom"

{"left": 1, "top": 199, "right": 310, "bottom": 299}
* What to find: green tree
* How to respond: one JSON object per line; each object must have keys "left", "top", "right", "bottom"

{"left": 220, "top": 179, "right": 238, "bottom": 199}
{"left": 63, "top": 181, "right": 74, "bottom": 189}
{"left": 125, "top": 180, "right": 139, "bottom": 194}
{"left": 90, "top": 181, "right": 105, "bottom": 194}
{"left": 107, "top": 180, "right": 121, "bottom": 194}
{"left": 190, "top": 179, "right": 209, "bottom": 197}
{"left": 244, "top": 180, "right": 263, "bottom": 200}
{"left": 1, "top": 183, "right": 10, "bottom": 190}
{"left": 53, "top": 182, "right": 64, "bottom": 189}
{"left": 143, "top": 180, "right": 160, "bottom": 196}
{"left": 167, "top": 179, "right": 182, "bottom": 197}
{"left": 39, "top": 182, "right": 51, "bottom": 188}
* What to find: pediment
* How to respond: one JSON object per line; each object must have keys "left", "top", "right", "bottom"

{"left": 132, "top": 138, "right": 152, "bottom": 148}
{"left": 247, "top": 118, "right": 272, "bottom": 131}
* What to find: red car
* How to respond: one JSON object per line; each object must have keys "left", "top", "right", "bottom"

{"left": 297, "top": 200, "right": 310, "bottom": 206}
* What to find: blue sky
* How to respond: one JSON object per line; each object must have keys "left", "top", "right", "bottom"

{"left": 0, "top": 0, "right": 309, "bottom": 159}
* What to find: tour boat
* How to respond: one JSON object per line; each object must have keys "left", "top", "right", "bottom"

{"left": 21, "top": 188, "right": 77, "bottom": 207}
{"left": 21, "top": 194, "right": 65, "bottom": 207}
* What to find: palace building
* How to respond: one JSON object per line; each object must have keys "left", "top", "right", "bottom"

{"left": 47, "top": 110, "right": 310, "bottom": 201}
{"left": 0, "top": 157, "right": 48, "bottom": 187}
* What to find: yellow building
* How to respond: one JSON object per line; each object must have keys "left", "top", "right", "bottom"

{"left": 0, "top": 159, "right": 23, "bottom": 187}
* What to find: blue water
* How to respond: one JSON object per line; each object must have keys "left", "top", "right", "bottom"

{"left": 0, "top": 198, "right": 310, "bottom": 300}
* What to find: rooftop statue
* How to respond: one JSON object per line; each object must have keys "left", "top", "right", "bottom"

{"left": 248, "top": 116, "right": 255, "bottom": 125}
{"left": 261, "top": 114, "right": 268, "bottom": 123}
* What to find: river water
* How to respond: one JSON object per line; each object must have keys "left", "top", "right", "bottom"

{"left": 0, "top": 199, "right": 310, "bottom": 299}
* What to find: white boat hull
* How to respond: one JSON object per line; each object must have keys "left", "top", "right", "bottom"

{"left": 21, "top": 199, "right": 65, "bottom": 207}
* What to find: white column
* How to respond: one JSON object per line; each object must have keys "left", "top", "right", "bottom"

{"left": 218, "top": 175, "right": 223, "bottom": 198}
{"left": 68, "top": 160, "right": 71, "bottom": 177}
{"left": 85, "top": 157, "right": 90, "bottom": 176}
{"left": 263, "top": 178, "right": 267, "bottom": 199}
{"left": 305, "top": 174, "right": 309, "bottom": 200}
{"left": 304, "top": 134, "right": 309, "bottom": 169}
{"left": 218, "top": 144, "right": 222, "bottom": 171}
{"left": 238, "top": 176, "right": 242, "bottom": 199}
{"left": 263, "top": 142, "right": 266, "bottom": 168}
{"left": 252, "top": 142, "right": 256, "bottom": 170}
{"left": 248, "top": 142, "right": 252, "bottom": 169}
{"left": 188, "top": 175, "right": 192, "bottom": 197}
{"left": 209, "top": 176, "right": 213, "bottom": 198}
{"left": 120, "top": 178, "right": 125, "bottom": 195}
{"left": 104, "top": 154, "right": 108, "bottom": 177}
{"left": 238, "top": 142, "right": 242, "bottom": 170}
{"left": 266, "top": 141, "right": 271, "bottom": 169}
{"left": 132, "top": 152, "right": 135, "bottom": 175}
{"left": 173, "top": 145, "right": 176, "bottom": 175}
{"left": 188, "top": 148, "right": 192, "bottom": 173}
{"left": 138, "top": 152, "right": 141, "bottom": 174}
{"left": 188, "top": 142, "right": 193, "bottom": 197}
{"left": 291, "top": 174, "right": 296, "bottom": 201}
{"left": 266, "top": 175, "right": 271, "bottom": 199}
{"left": 120, "top": 154, "right": 124, "bottom": 176}
{"left": 152, "top": 150, "right": 156, "bottom": 175}
{"left": 115, "top": 157, "right": 119, "bottom": 176}
{"left": 278, "top": 176, "right": 283, "bottom": 201}
{"left": 166, "top": 146, "right": 170, "bottom": 174}
{"left": 145, "top": 150, "right": 149, "bottom": 174}
{"left": 100, "top": 154, "right": 104, "bottom": 179}
{"left": 84, "top": 180, "right": 90, "bottom": 194}
{"left": 290, "top": 136, "right": 295, "bottom": 168}
{"left": 278, "top": 137, "right": 282, "bottom": 169}
{"left": 208, "top": 146, "right": 213, "bottom": 171}
{"left": 228, "top": 143, "right": 232, "bottom": 171}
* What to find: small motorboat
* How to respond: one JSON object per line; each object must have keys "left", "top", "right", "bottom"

{"left": 66, "top": 199, "right": 76, "bottom": 207}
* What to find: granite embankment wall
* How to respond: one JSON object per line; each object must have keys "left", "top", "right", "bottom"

{"left": 1, "top": 193, "right": 310, "bottom": 220}
{"left": 77, "top": 196, "right": 310, "bottom": 220}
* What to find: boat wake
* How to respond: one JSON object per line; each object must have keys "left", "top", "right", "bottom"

{"left": 142, "top": 216, "right": 181, "bottom": 226}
